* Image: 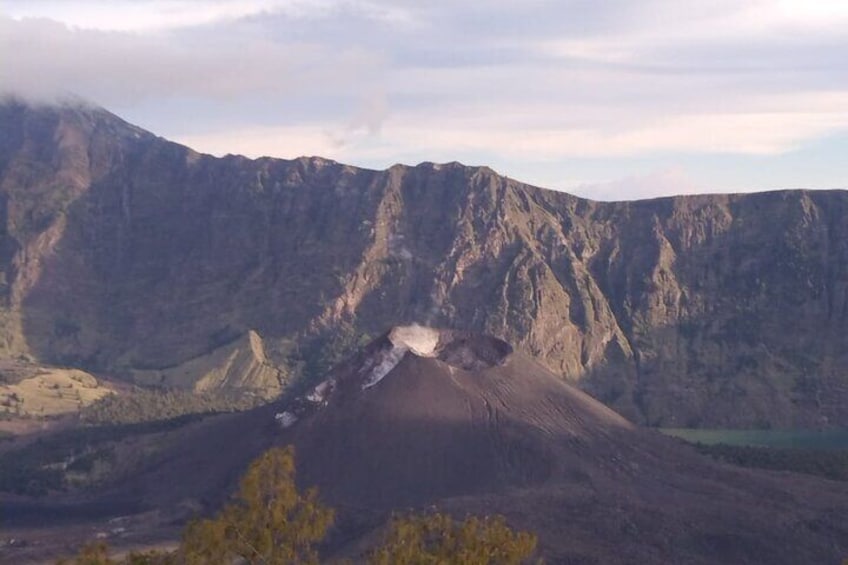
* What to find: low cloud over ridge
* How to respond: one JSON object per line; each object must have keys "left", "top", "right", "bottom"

{"left": 2, "top": 0, "right": 847, "bottom": 198}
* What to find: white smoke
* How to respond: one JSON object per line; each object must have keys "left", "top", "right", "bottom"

{"left": 361, "top": 325, "right": 440, "bottom": 390}
{"left": 361, "top": 345, "right": 407, "bottom": 390}
{"left": 388, "top": 324, "right": 439, "bottom": 356}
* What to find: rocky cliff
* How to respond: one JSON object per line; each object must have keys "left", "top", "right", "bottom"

{"left": 1, "top": 97, "right": 846, "bottom": 428}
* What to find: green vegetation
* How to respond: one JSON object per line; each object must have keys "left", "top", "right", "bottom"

{"left": 58, "top": 447, "right": 539, "bottom": 565}
{"left": 660, "top": 428, "right": 848, "bottom": 449}
{"left": 370, "top": 512, "right": 538, "bottom": 565}
{"left": 57, "top": 541, "right": 175, "bottom": 565}
{"left": 662, "top": 428, "right": 848, "bottom": 483}
{"left": 0, "top": 416, "right": 203, "bottom": 496}
{"left": 0, "top": 388, "right": 275, "bottom": 495}
{"left": 181, "top": 446, "right": 334, "bottom": 565}
{"left": 302, "top": 321, "right": 372, "bottom": 384}
{"left": 692, "top": 444, "right": 848, "bottom": 482}
{"left": 80, "top": 388, "right": 265, "bottom": 426}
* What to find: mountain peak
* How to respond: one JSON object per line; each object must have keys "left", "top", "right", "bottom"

{"left": 362, "top": 325, "right": 513, "bottom": 389}
{"left": 275, "top": 327, "right": 517, "bottom": 428}
{"left": 256, "top": 326, "right": 634, "bottom": 509}
{"left": 0, "top": 102, "right": 847, "bottom": 430}
{"left": 0, "top": 93, "right": 155, "bottom": 143}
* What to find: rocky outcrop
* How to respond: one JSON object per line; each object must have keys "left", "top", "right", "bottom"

{"left": 0, "top": 97, "right": 847, "bottom": 428}
{"left": 132, "top": 330, "right": 285, "bottom": 398}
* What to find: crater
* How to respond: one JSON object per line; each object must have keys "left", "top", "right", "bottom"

{"left": 388, "top": 325, "right": 513, "bottom": 371}
{"left": 435, "top": 330, "right": 513, "bottom": 371}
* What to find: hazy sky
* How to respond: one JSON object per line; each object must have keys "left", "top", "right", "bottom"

{"left": 1, "top": 1, "right": 846, "bottom": 200}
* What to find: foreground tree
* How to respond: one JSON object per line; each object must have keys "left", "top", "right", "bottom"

{"left": 58, "top": 446, "right": 333, "bottom": 565}
{"left": 369, "top": 512, "right": 538, "bottom": 565}
{"left": 57, "top": 541, "right": 114, "bottom": 565}
{"left": 180, "top": 446, "right": 334, "bottom": 565}
{"left": 57, "top": 542, "right": 174, "bottom": 565}
{"left": 59, "top": 447, "right": 540, "bottom": 564}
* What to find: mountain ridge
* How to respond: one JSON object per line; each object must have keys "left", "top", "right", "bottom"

{"left": 1, "top": 98, "right": 847, "bottom": 428}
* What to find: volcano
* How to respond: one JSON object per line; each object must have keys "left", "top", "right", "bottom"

{"left": 5, "top": 327, "right": 848, "bottom": 564}
{"left": 273, "top": 325, "right": 634, "bottom": 509}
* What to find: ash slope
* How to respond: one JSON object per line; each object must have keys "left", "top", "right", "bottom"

{"left": 282, "top": 325, "right": 634, "bottom": 509}
{"left": 88, "top": 328, "right": 848, "bottom": 565}
{"left": 2, "top": 98, "right": 848, "bottom": 427}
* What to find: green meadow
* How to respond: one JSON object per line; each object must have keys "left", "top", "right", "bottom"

{"left": 659, "top": 428, "right": 848, "bottom": 450}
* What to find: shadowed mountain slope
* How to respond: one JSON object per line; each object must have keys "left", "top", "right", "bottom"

{"left": 1, "top": 98, "right": 848, "bottom": 427}
{"left": 8, "top": 328, "right": 846, "bottom": 564}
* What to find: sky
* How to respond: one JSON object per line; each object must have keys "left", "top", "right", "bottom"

{"left": 1, "top": 0, "right": 847, "bottom": 200}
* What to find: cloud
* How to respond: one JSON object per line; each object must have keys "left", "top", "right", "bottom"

{"left": 570, "top": 167, "right": 705, "bottom": 201}
{"left": 0, "top": 14, "right": 385, "bottom": 104}
{"left": 0, "top": 1, "right": 401, "bottom": 32}
{"left": 177, "top": 124, "right": 342, "bottom": 160}
{"left": 1, "top": 0, "right": 847, "bottom": 195}
{"left": 0, "top": 1, "right": 274, "bottom": 31}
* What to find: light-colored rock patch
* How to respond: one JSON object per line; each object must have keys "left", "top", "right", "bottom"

{"left": 0, "top": 368, "right": 114, "bottom": 416}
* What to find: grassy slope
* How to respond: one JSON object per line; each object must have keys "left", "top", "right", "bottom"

{"left": 660, "top": 428, "right": 848, "bottom": 483}
{"left": 660, "top": 428, "right": 848, "bottom": 449}
{"left": 0, "top": 369, "right": 114, "bottom": 418}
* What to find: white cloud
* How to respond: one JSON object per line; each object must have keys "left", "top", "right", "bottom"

{"left": 179, "top": 104, "right": 848, "bottom": 171}
{"left": 0, "top": 14, "right": 384, "bottom": 104}
{"left": 0, "top": 0, "right": 414, "bottom": 31}
{"left": 177, "top": 124, "right": 344, "bottom": 160}
{"left": 570, "top": 167, "right": 705, "bottom": 201}
{"left": 773, "top": 0, "right": 848, "bottom": 27}
{"left": 451, "top": 112, "right": 840, "bottom": 158}
{"left": 1, "top": 0, "right": 281, "bottom": 31}
{"left": 1, "top": 0, "right": 847, "bottom": 196}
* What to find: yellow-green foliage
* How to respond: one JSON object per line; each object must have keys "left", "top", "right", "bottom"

{"left": 57, "top": 541, "right": 114, "bottom": 565}
{"left": 58, "top": 447, "right": 539, "bottom": 565}
{"left": 179, "top": 446, "right": 334, "bottom": 565}
{"left": 57, "top": 542, "right": 176, "bottom": 565}
{"left": 369, "top": 512, "right": 538, "bottom": 565}
{"left": 123, "top": 551, "right": 178, "bottom": 564}
{"left": 80, "top": 388, "right": 262, "bottom": 425}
